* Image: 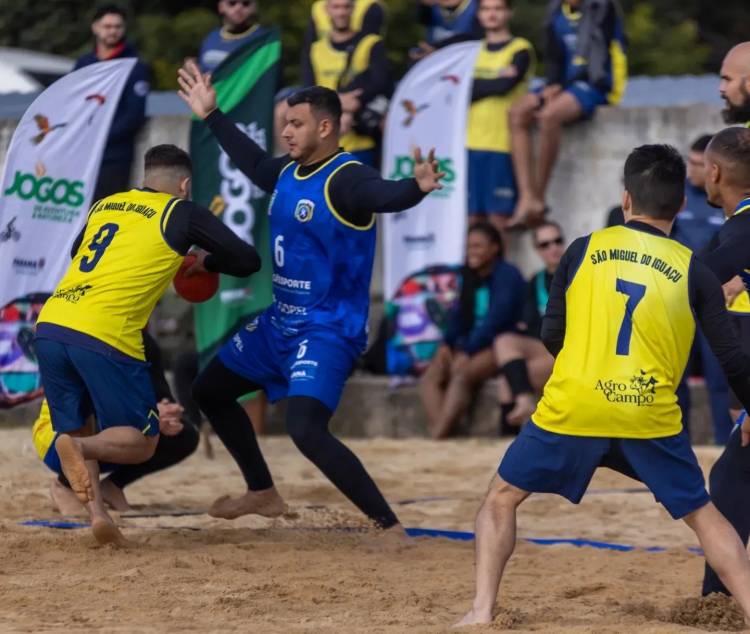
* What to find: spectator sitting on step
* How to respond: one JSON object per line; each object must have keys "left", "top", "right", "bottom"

{"left": 419, "top": 222, "right": 525, "bottom": 439}
{"left": 494, "top": 220, "right": 564, "bottom": 435}
{"left": 509, "top": 0, "right": 627, "bottom": 229}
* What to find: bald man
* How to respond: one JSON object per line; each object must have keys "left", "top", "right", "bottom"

{"left": 699, "top": 125, "right": 750, "bottom": 597}
{"left": 719, "top": 42, "right": 750, "bottom": 126}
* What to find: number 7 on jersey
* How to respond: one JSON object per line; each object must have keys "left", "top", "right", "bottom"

{"left": 615, "top": 278, "right": 646, "bottom": 356}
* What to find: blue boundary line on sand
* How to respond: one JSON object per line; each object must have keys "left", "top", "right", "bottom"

{"left": 19, "top": 521, "right": 704, "bottom": 555}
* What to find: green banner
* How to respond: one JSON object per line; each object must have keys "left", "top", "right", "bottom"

{"left": 189, "top": 30, "right": 280, "bottom": 366}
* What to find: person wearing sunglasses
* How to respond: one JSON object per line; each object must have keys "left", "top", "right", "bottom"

{"left": 198, "top": 0, "right": 266, "bottom": 74}
{"left": 494, "top": 220, "right": 565, "bottom": 433}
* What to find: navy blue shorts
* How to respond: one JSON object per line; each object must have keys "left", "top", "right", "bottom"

{"left": 467, "top": 150, "right": 516, "bottom": 215}
{"left": 565, "top": 81, "right": 608, "bottom": 119}
{"left": 35, "top": 338, "right": 159, "bottom": 436}
{"left": 218, "top": 313, "right": 361, "bottom": 412}
{"left": 499, "top": 422, "right": 710, "bottom": 519}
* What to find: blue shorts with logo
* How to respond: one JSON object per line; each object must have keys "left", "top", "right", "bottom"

{"left": 218, "top": 312, "right": 361, "bottom": 412}
{"left": 35, "top": 337, "right": 159, "bottom": 436}
{"left": 499, "top": 421, "right": 710, "bottom": 519}
{"left": 467, "top": 150, "right": 516, "bottom": 215}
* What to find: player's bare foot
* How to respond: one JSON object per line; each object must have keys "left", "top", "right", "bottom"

{"left": 91, "top": 515, "right": 127, "bottom": 546}
{"left": 100, "top": 479, "right": 132, "bottom": 512}
{"left": 55, "top": 435, "right": 92, "bottom": 504}
{"left": 454, "top": 608, "right": 493, "bottom": 627}
{"left": 507, "top": 393, "right": 536, "bottom": 426}
{"left": 49, "top": 479, "right": 87, "bottom": 517}
{"left": 208, "top": 487, "right": 287, "bottom": 520}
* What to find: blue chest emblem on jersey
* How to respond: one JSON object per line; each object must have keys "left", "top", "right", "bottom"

{"left": 294, "top": 199, "right": 315, "bottom": 223}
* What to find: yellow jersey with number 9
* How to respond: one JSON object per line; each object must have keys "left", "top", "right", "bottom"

{"left": 37, "top": 189, "right": 183, "bottom": 361}
{"left": 532, "top": 225, "right": 695, "bottom": 439}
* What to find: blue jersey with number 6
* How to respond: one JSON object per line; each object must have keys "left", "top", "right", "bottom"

{"left": 268, "top": 152, "right": 376, "bottom": 347}
{"left": 532, "top": 224, "right": 694, "bottom": 439}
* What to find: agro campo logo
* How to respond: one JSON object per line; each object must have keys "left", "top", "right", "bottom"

{"left": 595, "top": 370, "right": 658, "bottom": 406}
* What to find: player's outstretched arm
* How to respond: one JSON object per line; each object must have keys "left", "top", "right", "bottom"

{"left": 327, "top": 146, "right": 447, "bottom": 227}
{"left": 177, "top": 60, "right": 287, "bottom": 193}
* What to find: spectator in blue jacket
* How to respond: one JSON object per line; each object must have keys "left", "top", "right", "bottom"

{"left": 419, "top": 222, "right": 525, "bottom": 439}
{"left": 74, "top": 4, "right": 149, "bottom": 201}
{"left": 199, "top": 0, "right": 268, "bottom": 73}
{"left": 412, "top": 0, "right": 482, "bottom": 61}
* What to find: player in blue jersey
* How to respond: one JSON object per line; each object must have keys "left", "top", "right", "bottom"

{"left": 178, "top": 61, "right": 445, "bottom": 529}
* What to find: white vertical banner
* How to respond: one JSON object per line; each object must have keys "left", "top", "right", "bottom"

{"left": 382, "top": 41, "right": 480, "bottom": 299}
{"left": 0, "top": 59, "right": 136, "bottom": 308}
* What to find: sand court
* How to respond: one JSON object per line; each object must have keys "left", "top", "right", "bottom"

{"left": 0, "top": 428, "right": 746, "bottom": 633}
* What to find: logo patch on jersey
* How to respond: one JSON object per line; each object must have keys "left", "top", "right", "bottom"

{"left": 594, "top": 369, "right": 658, "bottom": 407}
{"left": 52, "top": 283, "right": 93, "bottom": 304}
{"left": 294, "top": 199, "right": 315, "bottom": 223}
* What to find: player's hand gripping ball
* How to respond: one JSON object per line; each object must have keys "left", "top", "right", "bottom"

{"left": 173, "top": 253, "right": 219, "bottom": 303}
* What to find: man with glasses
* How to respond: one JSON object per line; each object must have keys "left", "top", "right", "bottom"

{"left": 199, "top": 0, "right": 267, "bottom": 73}
{"left": 494, "top": 221, "right": 564, "bottom": 433}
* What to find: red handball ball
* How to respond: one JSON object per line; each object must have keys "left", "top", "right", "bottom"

{"left": 173, "top": 254, "right": 219, "bottom": 303}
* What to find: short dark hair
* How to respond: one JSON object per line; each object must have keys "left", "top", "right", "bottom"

{"left": 287, "top": 86, "right": 342, "bottom": 130}
{"left": 690, "top": 134, "right": 713, "bottom": 153}
{"left": 706, "top": 126, "right": 750, "bottom": 187}
{"left": 623, "top": 144, "right": 686, "bottom": 220}
{"left": 532, "top": 220, "right": 564, "bottom": 244}
{"left": 144, "top": 144, "right": 192, "bottom": 177}
{"left": 468, "top": 221, "right": 504, "bottom": 257}
{"left": 93, "top": 4, "right": 127, "bottom": 22}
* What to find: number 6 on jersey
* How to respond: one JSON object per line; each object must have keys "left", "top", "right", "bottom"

{"left": 274, "top": 235, "right": 284, "bottom": 268}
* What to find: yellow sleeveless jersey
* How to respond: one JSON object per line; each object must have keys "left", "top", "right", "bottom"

{"left": 310, "top": 34, "right": 381, "bottom": 153}
{"left": 533, "top": 225, "right": 695, "bottom": 438}
{"left": 727, "top": 199, "right": 750, "bottom": 315}
{"left": 467, "top": 38, "right": 535, "bottom": 153}
{"left": 311, "top": 0, "right": 381, "bottom": 41}
{"left": 37, "top": 190, "right": 183, "bottom": 360}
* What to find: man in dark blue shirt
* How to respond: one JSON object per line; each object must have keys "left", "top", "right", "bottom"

{"left": 198, "top": 0, "right": 268, "bottom": 73}
{"left": 73, "top": 5, "right": 149, "bottom": 201}
{"left": 673, "top": 134, "right": 734, "bottom": 445}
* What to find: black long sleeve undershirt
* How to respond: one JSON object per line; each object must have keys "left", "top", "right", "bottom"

{"left": 699, "top": 212, "right": 750, "bottom": 284}
{"left": 541, "top": 221, "right": 750, "bottom": 410}
{"left": 205, "top": 108, "right": 427, "bottom": 227}
{"left": 71, "top": 195, "right": 262, "bottom": 278}
{"left": 471, "top": 48, "right": 531, "bottom": 102}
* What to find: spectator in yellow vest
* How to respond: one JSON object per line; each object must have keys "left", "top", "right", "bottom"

{"left": 302, "top": 0, "right": 392, "bottom": 166}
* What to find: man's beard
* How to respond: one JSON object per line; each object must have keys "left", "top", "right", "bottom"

{"left": 722, "top": 83, "right": 750, "bottom": 124}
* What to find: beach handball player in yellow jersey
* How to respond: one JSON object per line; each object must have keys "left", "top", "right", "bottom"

{"left": 456, "top": 144, "right": 750, "bottom": 627}
{"left": 34, "top": 145, "right": 261, "bottom": 545}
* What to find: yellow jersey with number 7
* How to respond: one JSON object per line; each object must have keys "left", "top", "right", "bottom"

{"left": 532, "top": 225, "right": 694, "bottom": 439}
{"left": 37, "top": 189, "right": 183, "bottom": 361}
